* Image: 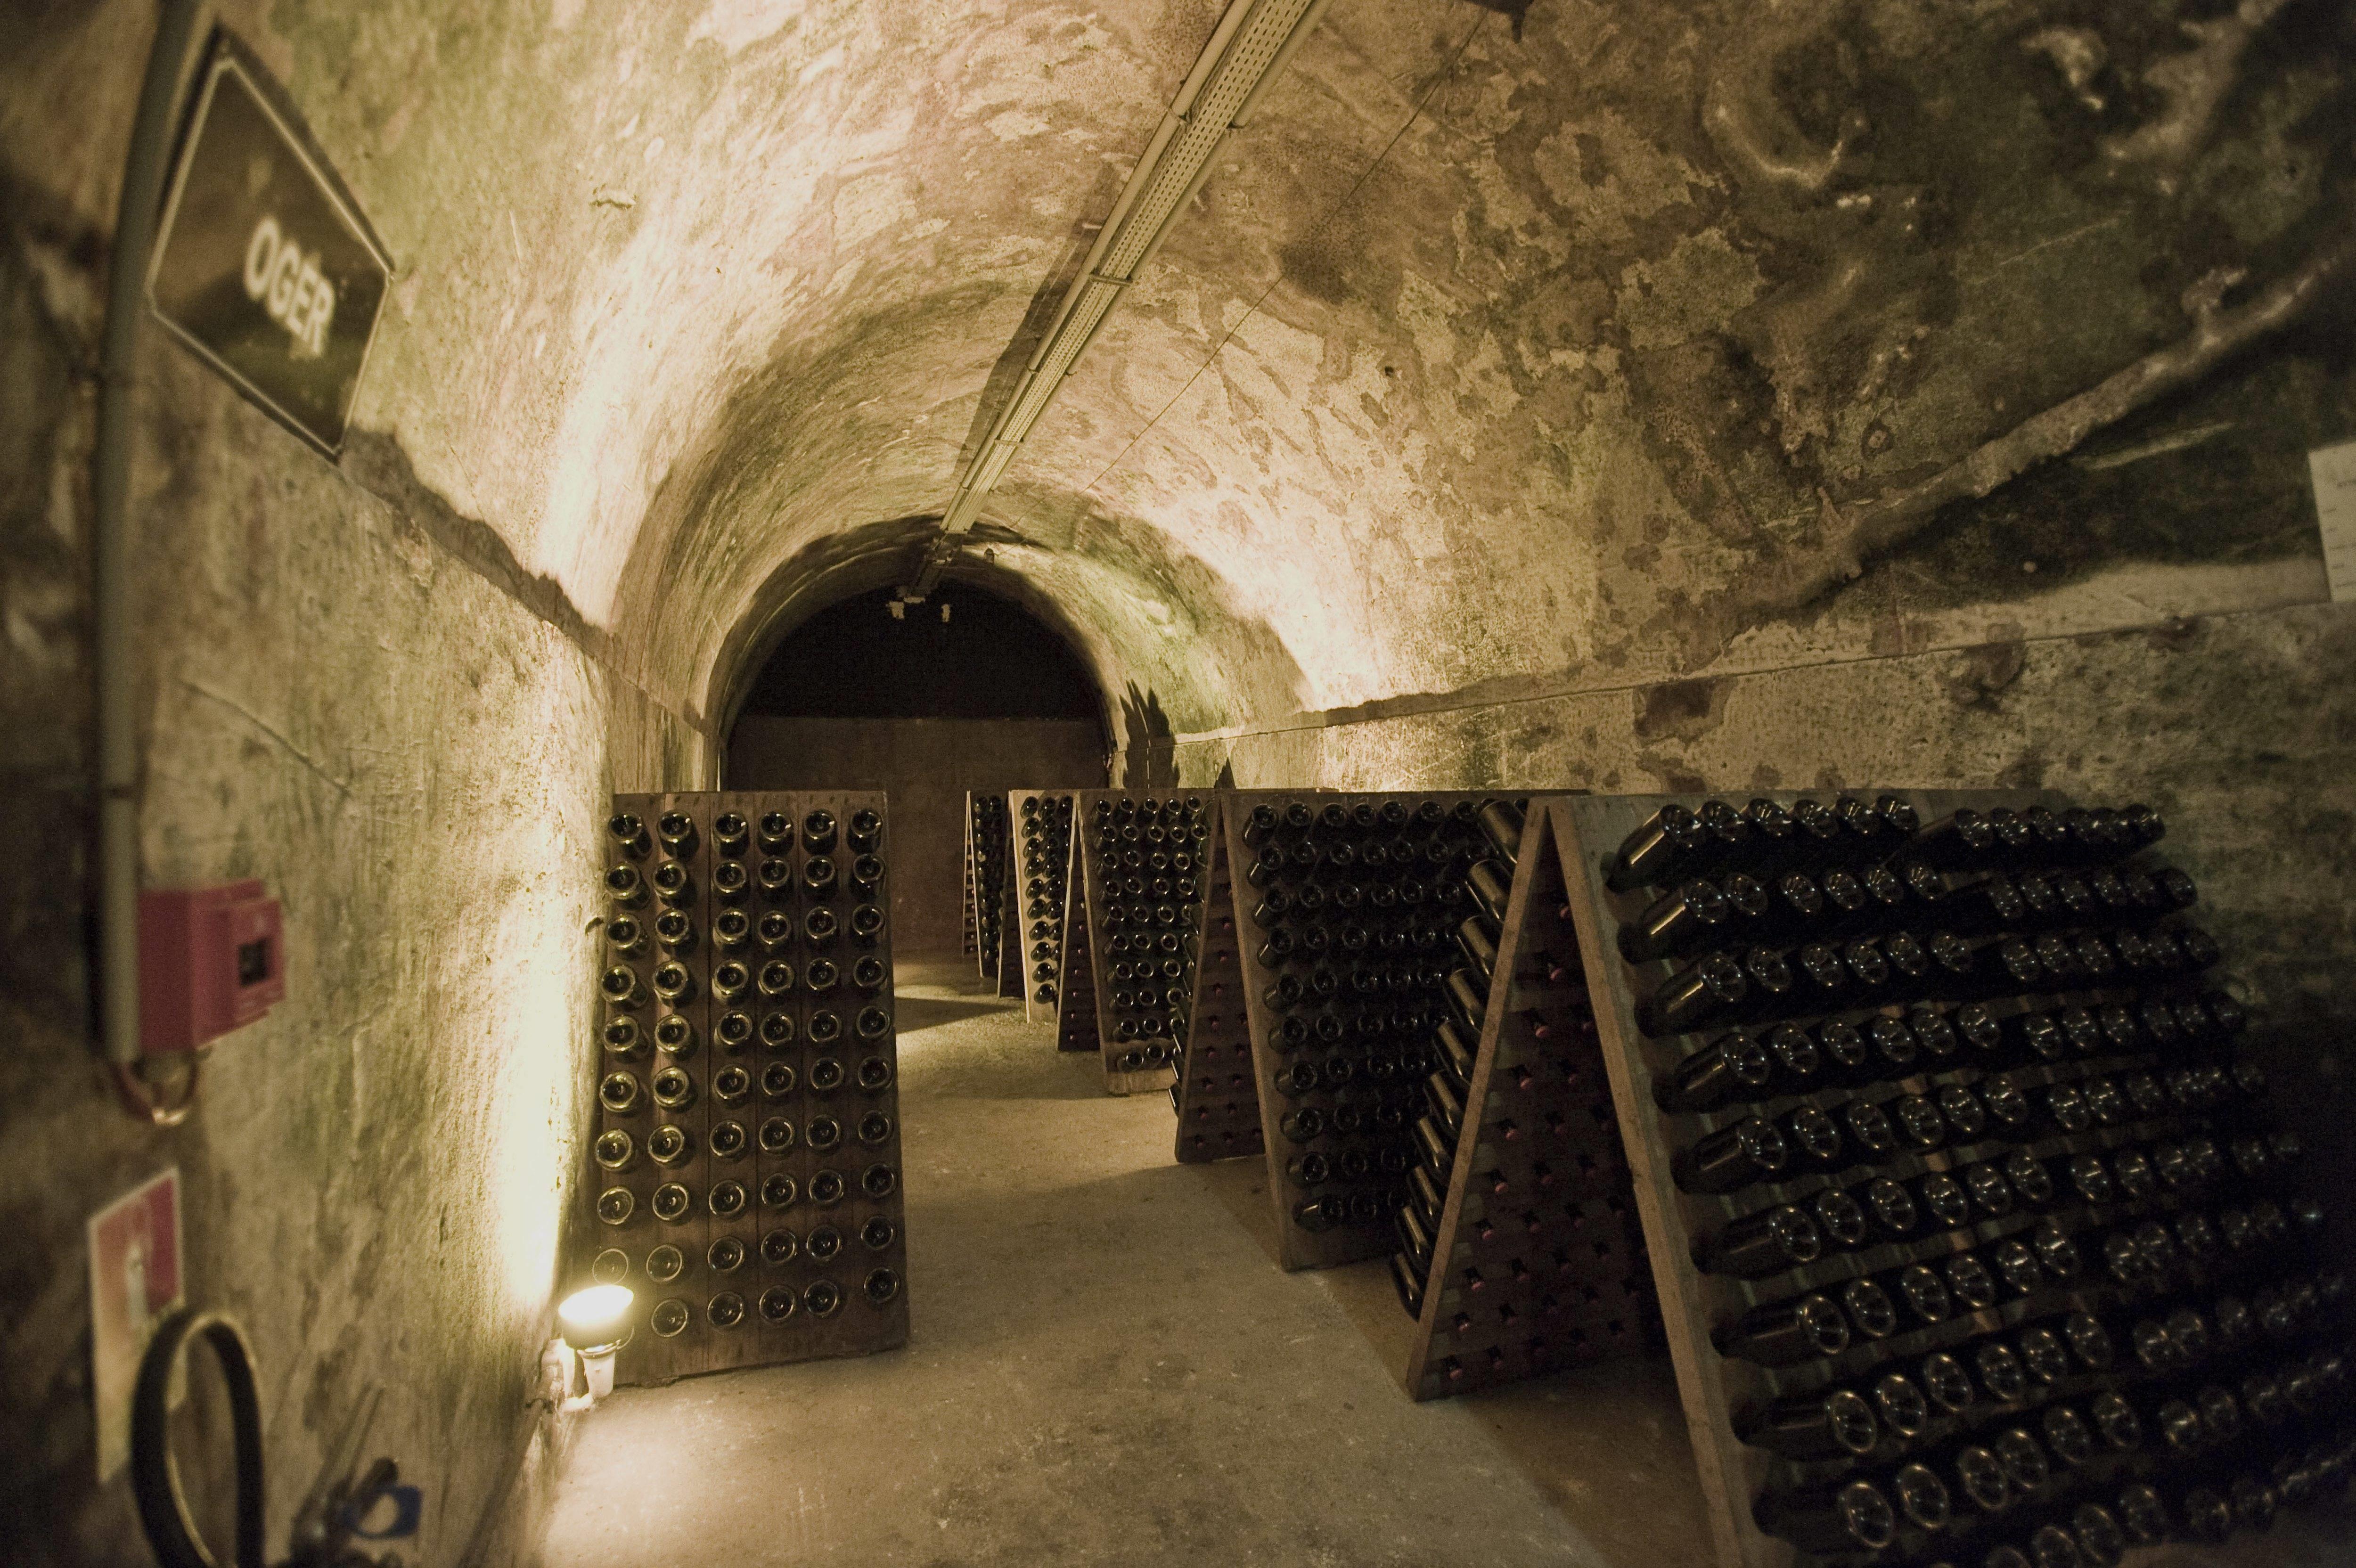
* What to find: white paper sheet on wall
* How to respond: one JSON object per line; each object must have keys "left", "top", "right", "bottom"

{"left": 2310, "top": 438, "right": 2356, "bottom": 602}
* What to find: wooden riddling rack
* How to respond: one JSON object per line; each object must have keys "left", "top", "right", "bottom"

{"left": 1171, "top": 800, "right": 1264, "bottom": 1163}
{"left": 964, "top": 791, "right": 1010, "bottom": 981}
{"left": 1061, "top": 791, "right": 1215, "bottom": 1095}
{"left": 589, "top": 792, "right": 910, "bottom": 1382}
{"left": 1394, "top": 797, "right": 1661, "bottom": 1401}
{"left": 1553, "top": 791, "right": 2351, "bottom": 1568}
{"left": 1008, "top": 792, "right": 1076, "bottom": 1020}
{"left": 1224, "top": 791, "right": 1527, "bottom": 1272}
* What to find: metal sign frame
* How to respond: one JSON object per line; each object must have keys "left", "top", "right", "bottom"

{"left": 146, "top": 31, "right": 393, "bottom": 460}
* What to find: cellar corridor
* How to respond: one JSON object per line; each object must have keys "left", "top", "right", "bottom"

{"left": 539, "top": 956, "right": 1710, "bottom": 1568}
{"left": 12, "top": 1, "right": 2356, "bottom": 1566}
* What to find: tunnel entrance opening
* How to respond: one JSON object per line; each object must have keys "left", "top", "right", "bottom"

{"left": 725, "top": 585, "right": 1110, "bottom": 956}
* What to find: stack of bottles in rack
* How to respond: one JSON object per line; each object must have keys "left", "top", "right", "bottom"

{"left": 1245, "top": 800, "right": 1493, "bottom": 1237}
{"left": 1019, "top": 795, "right": 1073, "bottom": 1006}
{"left": 1610, "top": 795, "right": 2349, "bottom": 1565}
{"left": 970, "top": 794, "right": 1009, "bottom": 971}
{"left": 1089, "top": 794, "right": 1209, "bottom": 1073}
{"left": 591, "top": 800, "right": 908, "bottom": 1367}
{"left": 1387, "top": 798, "right": 1659, "bottom": 1392}
{"left": 1389, "top": 799, "right": 1529, "bottom": 1314}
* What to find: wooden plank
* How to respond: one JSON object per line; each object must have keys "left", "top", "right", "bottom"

{"left": 1172, "top": 796, "right": 1264, "bottom": 1163}
{"left": 590, "top": 790, "right": 908, "bottom": 1383}
{"left": 1398, "top": 801, "right": 1655, "bottom": 1399}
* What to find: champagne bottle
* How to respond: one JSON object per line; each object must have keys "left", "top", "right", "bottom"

{"left": 1638, "top": 952, "right": 1748, "bottom": 1037}
{"left": 1717, "top": 1292, "right": 1850, "bottom": 1365}
{"left": 1455, "top": 915, "right": 1500, "bottom": 985}
{"left": 1675, "top": 1116, "right": 1790, "bottom": 1193}
{"left": 1742, "top": 1387, "right": 1880, "bottom": 1460}
{"left": 600, "top": 966, "right": 647, "bottom": 1009}
{"left": 1606, "top": 804, "right": 1709, "bottom": 890}
{"left": 652, "top": 859, "right": 695, "bottom": 906}
{"left": 1654, "top": 1031, "right": 1775, "bottom": 1112}
{"left": 713, "top": 811, "right": 750, "bottom": 858}
{"left": 1700, "top": 1203, "right": 1823, "bottom": 1278}
{"left": 757, "top": 811, "right": 794, "bottom": 855}
{"left": 1754, "top": 1478, "right": 1898, "bottom": 1554}
{"left": 609, "top": 813, "right": 652, "bottom": 858}
{"left": 1738, "top": 798, "right": 1798, "bottom": 873}
{"left": 1620, "top": 880, "right": 1736, "bottom": 962}
{"left": 1463, "top": 860, "right": 1512, "bottom": 926}
{"left": 1476, "top": 800, "right": 1524, "bottom": 864}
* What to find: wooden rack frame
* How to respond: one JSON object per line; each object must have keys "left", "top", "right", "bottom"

{"left": 591, "top": 792, "right": 910, "bottom": 1383}
{"left": 1548, "top": 791, "right": 2323, "bottom": 1568}
{"left": 1171, "top": 799, "right": 1263, "bottom": 1162}
{"left": 1062, "top": 790, "right": 1214, "bottom": 1095}
{"left": 1398, "top": 800, "right": 1658, "bottom": 1399}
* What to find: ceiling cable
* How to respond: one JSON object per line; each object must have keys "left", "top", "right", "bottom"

{"left": 904, "top": 0, "right": 1332, "bottom": 596}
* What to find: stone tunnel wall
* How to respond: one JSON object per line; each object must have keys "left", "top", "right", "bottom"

{"left": 1, "top": 9, "right": 709, "bottom": 1565}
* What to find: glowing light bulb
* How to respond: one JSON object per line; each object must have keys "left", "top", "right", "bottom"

{"left": 557, "top": 1284, "right": 634, "bottom": 1400}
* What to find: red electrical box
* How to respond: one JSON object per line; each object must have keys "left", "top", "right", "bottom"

{"left": 139, "top": 881, "right": 285, "bottom": 1052}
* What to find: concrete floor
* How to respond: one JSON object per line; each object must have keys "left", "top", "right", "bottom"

{"left": 538, "top": 956, "right": 1712, "bottom": 1568}
{"left": 537, "top": 959, "right": 2354, "bottom": 1568}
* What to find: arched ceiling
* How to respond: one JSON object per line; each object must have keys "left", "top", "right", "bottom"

{"left": 262, "top": 0, "right": 2346, "bottom": 739}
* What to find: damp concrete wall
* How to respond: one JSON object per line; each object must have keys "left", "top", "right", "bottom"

{"left": 726, "top": 717, "right": 1108, "bottom": 952}
{"left": 2, "top": 6, "right": 708, "bottom": 1565}
{"left": 1095, "top": 0, "right": 2356, "bottom": 1071}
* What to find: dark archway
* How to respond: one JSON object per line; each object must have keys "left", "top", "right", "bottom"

{"left": 724, "top": 584, "right": 1109, "bottom": 953}
{"left": 735, "top": 585, "right": 1104, "bottom": 726}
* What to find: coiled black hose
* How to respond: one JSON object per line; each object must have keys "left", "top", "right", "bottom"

{"left": 131, "top": 1308, "right": 265, "bottom": 1568}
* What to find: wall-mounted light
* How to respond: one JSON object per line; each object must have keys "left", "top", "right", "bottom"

{"left": 556, "top": 1284, "right": 633, "bottom": 1401}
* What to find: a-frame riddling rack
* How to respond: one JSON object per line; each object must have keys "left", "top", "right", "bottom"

{"left": 1223, "top": 792, "right": 1524, "bottom": 1273}
{"left": 1172, "top": 801, "right": 1263, "bottom": 1162}
{"left": 1395, "top": 798, "right": 1659, "bottom": 1399}
{"left": 1552, "top": 791, "right": 2344, "bottom": 1568}
{"left": 1064, "top": 792, "right": 1212, "bottom": 1094}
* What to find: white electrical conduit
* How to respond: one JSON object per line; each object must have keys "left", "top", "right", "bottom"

{"left": 908, "top": 0, "right": 1333, "bottom": 594}
{"left": 96, "top": 0, "right": 206, "bottom": 1121}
